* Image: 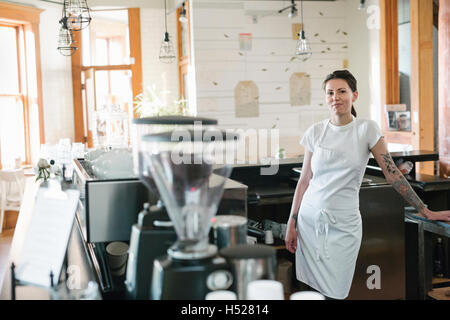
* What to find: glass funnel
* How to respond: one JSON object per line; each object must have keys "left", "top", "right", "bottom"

{"left": 131, "top": 116, "right": 217, "bottom": 199}
{"left": 141, "top": 129, "right": 238, "bottom": 256}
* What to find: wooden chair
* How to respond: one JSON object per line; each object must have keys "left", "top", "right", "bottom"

{"left": 0, "top": 168, "right": 25, "bottom": 233}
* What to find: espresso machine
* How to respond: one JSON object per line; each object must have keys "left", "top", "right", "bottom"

{"left": 140, "top": 128, "right": 239, "bottom": 300}
{"left": 73, "top": 116, "right": 248, "bottom": 299}
{"left": 125, "top": 116, "right": 225, "bottom": 300}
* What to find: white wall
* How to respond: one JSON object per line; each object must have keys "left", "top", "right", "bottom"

{"left": 38, "top": 3, "right": 76, "bottom": 145}
{"left": 191, "top": 0, "right": 344, "bottom": 158}
{"left": 345, "top": 0, "right": 381, "bottom": 124}
{"left": 191, "top": 0, "right": 381, "bottom": 158}
{"left": 140, "top": 7, "right": 179, "bottom": 107}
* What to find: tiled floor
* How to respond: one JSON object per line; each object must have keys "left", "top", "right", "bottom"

{"left": 0, "top": 228, "right": 15, "bottom": 286}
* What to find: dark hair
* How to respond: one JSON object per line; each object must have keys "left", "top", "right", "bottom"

{"left": 322, "top": 70, "right": 358, "bottom": 117}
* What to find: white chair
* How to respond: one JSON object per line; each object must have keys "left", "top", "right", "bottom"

{"left": 0, "top": 168, "right": 25, "bottom": 233}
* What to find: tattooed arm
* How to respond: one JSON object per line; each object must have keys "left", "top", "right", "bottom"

{"left": 371, "top": 137, "right": 450, "bottom": 222}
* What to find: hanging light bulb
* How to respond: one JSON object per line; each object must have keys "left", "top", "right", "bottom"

{"left": 296, "top": 30, "right": 312, "bottom": 58}
{"left": 57, "top": 21, "right": 77, "bottom": 56}
{"left": 358, "top": 0, "right": 366, "bottom": 10}
{"left": 64, "top": 0, "right": 92, "bottom": 31}
{"left": 159, "top": 32, "right": 176, "bottom": 63}
{"left": 295, "top": 0, "right": 312, "bottom": 58}
{"left": 288, "top": 6, "right": 298, "bottom": 19}
{"left": 179, "top": 2, "right": 188, "bottom": 24}
{"left": 159, "top": 0, "right": 176, "bottom": 64}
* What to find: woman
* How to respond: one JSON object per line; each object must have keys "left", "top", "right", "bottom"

{"left": 284, "top": 70, "right": 450, "bottom": 300}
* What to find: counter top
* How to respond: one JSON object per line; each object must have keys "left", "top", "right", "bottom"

{"left": 231, "top": 156, "right": 304, "bottom": 168}
{"left": 231, "top": 150, "right": 438, "bottom": 170}
{"left": 407, "top": 173, "right": 450, "bottom": 191}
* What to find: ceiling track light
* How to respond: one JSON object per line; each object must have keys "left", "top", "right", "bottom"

{"left": 179, "top": 2, "right": 188, "bottom": 24}
{"left": 288, "top": 6, "right": 298, "bottom": 19}
{"left": 358, "top": 0, "right": 366, "bottom": 10}
{"left": 279, "top": 0, "right": 297, "bottom": 19}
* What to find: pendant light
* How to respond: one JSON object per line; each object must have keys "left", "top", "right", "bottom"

{"left": 358, "top": 0, "right": 366, "bottom": 10}
{"left": 57, "top": 25, "right": 77, "bottom": 56}
{"left": 64, "top": 0, "right": 92, "bottom": 31}
{"left": 159, "top": 0, "right": 176, "bottom": 64}
{"left": 179, "top": 2, "right": 188, "bottom": 24}
{"left": 295, "top": 0, "right": 312, "bottom": 58}
{"left": 57, "top": 4, "right": 77, "bottom": 56}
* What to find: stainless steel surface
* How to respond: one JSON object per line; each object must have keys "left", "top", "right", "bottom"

{"left": 212, "top": 215, "right": 247, "bottom": 250}
{"left": 73, "top": 158, "right": 149, "bottom": 243}
{"left": 168, "top": 244, "right": 218, "bottom": 260}
{"left": 220, "top": 244, "right": 276, "bottom": 300}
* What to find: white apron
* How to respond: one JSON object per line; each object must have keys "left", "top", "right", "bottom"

{"left": 295, "top": 117, "right": 364, "bottom": 299}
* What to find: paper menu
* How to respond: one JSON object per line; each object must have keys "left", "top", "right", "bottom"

{"left": 15, "top": 188, "right": 80, "bottom": 288}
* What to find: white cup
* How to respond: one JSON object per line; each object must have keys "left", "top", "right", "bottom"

{"left": 247, "top": 280, "right": 284, "bottom": 300}
{"left": 264, "top": 230, "right": 274, "bottom": 245}
{"left": 106, "top": 241, "right": 129, "bottom": 276}
{"left": 205, "top": 290, "right": 237, "bottom": 300}
{"left": 290, "top": 291, "right": 325, "bottom": 300}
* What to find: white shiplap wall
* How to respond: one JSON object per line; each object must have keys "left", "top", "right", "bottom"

{"left": 140, "top": 8, "right": 179, "bottom": 107}
{"left": 191, "top": 0, "right": 351, "bottom": 158}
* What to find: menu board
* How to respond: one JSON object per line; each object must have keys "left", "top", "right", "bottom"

{"left": 15, "top": 187, "right": 80, "bottom": 288}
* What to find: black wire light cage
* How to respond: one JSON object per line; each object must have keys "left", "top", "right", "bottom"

{"left": 57, "top": 19, "right": 77, "bottom": 56}
{"left": 63, "top": 0, "right": 92, "bottom": 31}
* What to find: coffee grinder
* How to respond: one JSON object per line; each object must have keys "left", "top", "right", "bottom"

{"left": 125, "top": 116, "right": 218, "bottom": 300}
{"left": 141, "top": 128, "right": 239, "bottom": 300}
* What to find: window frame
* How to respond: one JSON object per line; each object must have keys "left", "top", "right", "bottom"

{"left": 177, "top": 1, "right": 191, "bottom": 100}
{"left": 0, "top": 2, "right": 44, "bottom": 168}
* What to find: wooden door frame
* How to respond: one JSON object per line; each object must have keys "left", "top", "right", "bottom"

{"left": 177, "top": 1, "right": 191, "bottom": 100}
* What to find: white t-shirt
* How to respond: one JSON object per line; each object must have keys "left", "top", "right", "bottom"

{"left": 300, "top": 117, "right": 382, "bottom": 156}
{"left": 299, "top": 117, "right": 383, "bottom": 209}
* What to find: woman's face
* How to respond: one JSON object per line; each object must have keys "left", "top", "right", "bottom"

{"left": 325, "top": 79, "right": 358, "bottom": 116}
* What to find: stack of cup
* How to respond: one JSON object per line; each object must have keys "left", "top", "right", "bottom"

{"left": 106, "top": 241, "right": 129, "bottom": 276}
{"left": 247, "top": 280, "right": 284, "bottom": 300}
{"left": 205, "top": 290, "right": 237, "bottom": 300}
{"left": 289, "top": 291, "right": 325, "bottom": 300}
{"left": 264, "top": 230, "right": 274, "bottom": 245}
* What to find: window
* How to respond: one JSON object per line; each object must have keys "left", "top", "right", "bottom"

{"left": 0, "top": 3, "right": 44, "bottom": 169}
{"left": 72, "top": 8, "right": 142, "bottom": 147}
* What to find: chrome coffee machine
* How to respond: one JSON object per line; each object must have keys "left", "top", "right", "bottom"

{"left": 140, "top": 128, "right": 239, "bottom": 300}
{"left": 73, "top": 117, "right": 248, "bottom": 299}
{"left": 126, "top": 116, "right": 243, "bottom": 300}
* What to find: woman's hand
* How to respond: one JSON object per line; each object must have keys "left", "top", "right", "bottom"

{"left": 284, "top": 219, "right": 298, "bottom": 253}
{"left": 421, "top": 208, "right": 450, "bottom": 222}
